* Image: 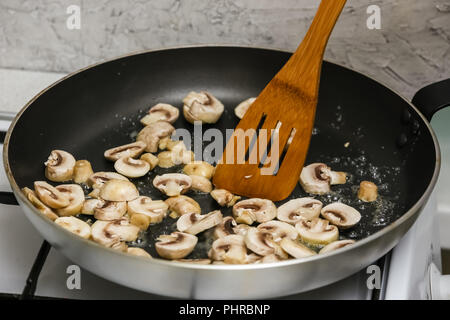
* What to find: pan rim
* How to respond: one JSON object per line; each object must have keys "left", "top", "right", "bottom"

{"left": 2, "top": 44, "right": 441, "bottom": 271}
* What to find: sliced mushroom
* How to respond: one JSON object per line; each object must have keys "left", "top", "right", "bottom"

{"left": 114, "top": 156, "right": 150, "bottom": 178}
{"left": 153, "top": 173, "right": 192, "bottom": 197}
{"left": 277, "top": 198, "right": 323, "bottom": 224}
{"left": 177, "top": 210, "right": 222, "bottom": 235}
{"left": 233, "top": 224, "right": 251, "bottom": 236}
{"left": 257, "top": 221, "right": 298, "bottom": 242}
{"left": 213, "top": 216, "right": 237, "bottom": 239}
{"left": 182, "top": 91, "right": 224, "bottom": 124}
{"left": 210, "top": 189, "right": 241, "bottom": 207}
{"left": 165, "top": 195, "right": 201, "bottom": 218}
{"left": 91, "top": 218, "right": 140, "bottom": 248}
{"left": 140, "top": 103, "right": 179, "bottom": 125}
{"left": 137, "top": 121, "right": 175, "bottom": 153}
{"left": 44, "top": 150, "right": 76, "bottom": 182}
{"left": 190, "top": 175, "right": 213, "bottom": 193}
{"left": 280, "top": 238, "right": 317, "bottom": 259}
{"left": 260, "top": 254, "right": 283, "bottom": 263}
{"left": 244, "top": 228, "right": 275, "bottom": 256}
{"left": 208, "top": 235, "right": 247, "bottom": 264}
{"left": 140, "top": 153, "right": 159, "bottom": 170}
{"left": 157, "top": 150, "right": 194, "bottom": 168}
{"left": 155, "top": 232, "right": 198, "bottom": 260}
{"left": 175, "top": 258, "right": 211, "bottom": 264}
{"left": 321, "top": 202, "right": 361, "bottom": 229}
{"left": 330, "top": 171, "right": 347, "bottom": 185}
{"left": 319, "top": 239, "right": 356, "bottom": 254}
{"left": 87, "top": 171, "right": 129, "bottom": 189}
{"left": 246, "top": 253, "right": 262, "bottom": 264}
{"left": 358, "top": 181, "right": 378, "bottom": 202}
{"left": 73, "top": 160, "right": 94, "bottom": 184}
{"left": 34, "top": 181, "right": 70, "bottom": 209}
{"left": 234, "top": 97, "right": 256, "bottom": 119}
{"left": 295, "top": 218, "right": 339, "bottom": 245}
{"left": 128, "top": 197, "right": 168, "bottom": 229}
{"left": 127, "top": 247, "right": 152, "bottom": 258}
{"left": 81, "top": 198, "right": 104, "bottom": 215}
{"left": 99, "top": 179, "right": 139, "bottom": 202}
{"left": 94, "top": 201, "right": 127, "bottom": 220}
{"left": 233, "top": 198, "right": 276, "bottom": 225}
{"left": 22, "top": 187, "right": 58, "bottom": 221}
{"left": 183, "top": 161, "right": 215, "bottom": 179}
{"left": 104, "top": 141, "right": 147, "bottom": 161}
{"left": 299, "top": 163, "right": 347, "bottom": 195}
{"left": 55, "top": 184, "right": 85, "bottom": 216}
{"left": 54, "top": 216, "right": 91, "bottom": 239}
{"left": 158, "top": 136, "right": 170, "bottom": 150}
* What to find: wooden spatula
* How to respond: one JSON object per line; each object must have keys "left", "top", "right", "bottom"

{"left": 213, "top": 0, "right": 347, "bottom": 201}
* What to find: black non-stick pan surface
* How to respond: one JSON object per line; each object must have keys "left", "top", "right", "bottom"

{"left": 7, "top": 46, "right": 436, "bottom": 258}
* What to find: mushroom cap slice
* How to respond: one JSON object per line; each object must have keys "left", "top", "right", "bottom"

{"left": 114, "top": 156, "right": 150, "bottom": 178}
{"left": 182, "top": 161, "right": 215, "bottom": 179}
{"left": 182, "top": 91, "right": 224, "bottom": 124}
{"left": 299, "top": 163, "right": 332, "bottom": 195}
{"left": 22, "top": 187, "right": 58, "bottom": 221}
{"left": 128, "top": 196, "right": 168, "bottom": 224}
{"left": 260, "top": 254, "right": 284, "bottom": 263}
{"left": 165, "top": 195, "right": 201, "bottom": 217}
{"left": 140, "top": 153, "right": 159, "bottom": 170}
{"left": 87, "top": 171, "right": 129, "bottom": 189}
{"left": 73, "top": 160, "right": 94, "bottom": 184}
{"left": 319, "top": 239, "right": 356, "bottom": 254}
{"left": 321, "top": 203, "right": 361, "bottom": 229}
{"left": 55, "top": 184, "right": 85, "bottom": 216}
{"left": 233, "top": 198, "right": 277, "bottom": 224}
{"left": 233, "top": 224, "right": 251, "bottom": 236}
{"left": 34, "top": 181, "right": 70, "bottom": 209}
{"left": 189, "top": 175, "right": 213, "bottom": 193}
{"left": 153, "top": 173, "right": 192, "bottom": 197}
{"left": 358, "top": 181, "right": 378, "bottom": 202}
{"left": 213, "top": 216, "right": 237, "bottom": 239}
{"left": 91, "top": 218, "right": 140, "bottom": 247}
{"left": 155, "top": 232, "right": 198, "bottom": 260}
{"left": 210, "top": 189, "right": 241, "bottom": 207}
{"left": 295, "top": 218, "right": 339, "bottom": 245}
{"left": 140, "top": 103, "right": 179, "bottom": 125}
{"left": 81, "top": 198, "right": 104, "bottom": 215}
{"left": 99, "top": 179, "right": 139, "bottom": 202}
{"left": 280, "top": 238, "right": 317, "bottom": 259}
{"left": 127, "top": 247, "right": 152, "bottom": 258}
{"left": 177, "top": 210, "right": 223, "bottom": 235}
{"left": 137, "top": 121, "right": 175, "bottom": 153}
{"left": 44, "top": 150, "right": 76, "bottom": 182}
{"left": 277, "top": 197, "right": 323, "bottom": 224}
{"left": 104, "top": 141, "right": 147, "bottom": 161}
{"left": 208, "top": 234, "right": 247, "bottom": 264}
{"left": 257, "top": 220, "right": 298, "bottom": 242}
{"left": 55, "top": 216, "right": 91, "bottom": 239}
{"left": 94, "top": 201, "right": 127, "bottom": 220}
{"left": 234, "top": 97, "right": 256, "bottom": 119}
{"left": 244, "top": 228, "right": 276, "bottom": 256}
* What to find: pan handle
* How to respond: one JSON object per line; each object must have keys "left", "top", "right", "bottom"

{"left": 412, "top": 79, "right": 450, "bottom": 121}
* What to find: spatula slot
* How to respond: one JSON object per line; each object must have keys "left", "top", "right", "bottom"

{"left": 258, "top": 121, "right": 282, "bottom": 172}
{"left": 244, "top": 113, "right": 267, "bottom": 163}
{"left": 273, "top": 127, "right": 297, "bottom": 175}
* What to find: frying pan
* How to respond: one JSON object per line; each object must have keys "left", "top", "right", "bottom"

{"left": 3, "top": 46, "right": 450, "bottom": 299}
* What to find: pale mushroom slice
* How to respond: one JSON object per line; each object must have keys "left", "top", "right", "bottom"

{"left": 182, "top": 91, "right": 224, "bottom": 124}
{"left": 358, "top": 181, "right": 378, "bottom": 202}
{"left": 232, "top": 198, "right": 276, "bottom": 225}
{"left": 54, "top": 216, "right": 91, "bottom": 239}
{"left": 233, "top": 224, "right": 251, "bottom": 236}
{"left": 257, "top": 220, "right": 298, "bottom": 242}
{"left": 155, "top": 232, "right": 198, "bottom": 260}
{"left": 55, "top": 184, "right": 85, "bottom": 216}
{"left": 153, "top": 173, "right": 192, "bottom": 197}
{"left": 280, "top": 238, "right": 317, "bottom": 259}
{"left": 99, "top": 179, "right": 139, "bottom": 202}
{"left": 73, "top": 160, "right": 94, "bottom": 184}
{"left": 44, "top": 150, "right": 76, "bottom": 182}
{"left": 140, "top": 153, "right": 159, "bottom": 170}
{"left": 244, "top": 228, "right": 288, "bottom": 258}
{"left": 208, "top": 235, "right": 247, "bottom": 264}
{"left": 114, "top": 156, "right": 150, "bottom": 178}
{"left": 183, "top": 161, "right": 215, "bottom": 179}
{"left": 213, "top": 216, "right": 237, "bottom": 239}
{"left": 157, "top": 150, "right": 194, "bottom": 168}
{"left": 260, "top": 254, "right": 284, "bottom": 263}
{"left": 22, "top": 187, "right": 58, "bottom": 221}
{"left": 319, "top": 239, "right": 356, "bottom": 254}
{"left": 295, "top": 218, "right": 339, "bottom": 245}
{"left": 94, "top": 201, "right": 127, "bottom": 220}
{"left": 128, "top": 196, "right": 168, "bottom": 230}
{"left": 91, "top": 218, "right": 140, "bottom": 248}
{"left": 81, "top": 198, "right": 104, "bottom": 215}
{"left": 234, "top": 97, "right": 256, "bottom": 119}
{"left": 189, "top": 175, "right": 213, "bottom": 193}
{"left": 87, "top": 171, "right": 129, "bottom": 189}
{"left": 104, "top": 141, "right": 147, "bottom": 161}
{"left": 277, "top": 198, "right": 323, "bottom": 224}
{"left": 165, "top": 195, "right": 201, "bottom": 218}
{"left": 34, "top": 181, "right": 70, "bottom": 209}
{"left": 140, "top": 103, "right": 179, "bottom": 125}
{"left": 210, "top": 189, "right": 241, "bottom": 207}
{"left": 127, "top": 247, "right": 152, "bottom": 258}
{"left": 177, "top": 210, "right": 223, "bottom": 235}
{"left": 137, "top": 121, "right": 175, "bottom": 153}
{"left": 299, "top": 163, "right": 347, "bottom": 195}
{"left": 321, "top": 203, "right": 361, "bottom": 229}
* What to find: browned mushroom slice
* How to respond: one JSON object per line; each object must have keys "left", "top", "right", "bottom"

{"left": 153, "top": 173, "right": 192, "bottom": 196}
{"left": 210, "top": 189, "right": 241, "bottom": 207}
{"left": 104, "top": 141, "right": 147, "bottom": 161}
{"left": 44, "top": 150, "right": 76, "bottom": 182}
{"left": 321, "top": 203, "right": 361, "bottom": 229}
{"left": 34, "top": 181, "right": 70, "bottom": 209}
{"left": 140, "top": 103, "right": 180, "bottom": 125}
{"left": 55, "top": 216, "right": 91, "bottom": 239}
{"left": 99, "top": 179, "right": 139, "bottom": 202}
{"left": 140, "top": 153, "right": 159, "bottom": 170}
{"left": 137, "top": 121, "right": 175, "bottom": 153}
{"left": 295, "top": 218, "right": 339, "bottom": 245}
{"left": 155, "top": 232, "right": 198, "bottom": 260}
{"left": 257, "top": 220, "right": 298, "bottom": 242}
{"left": 277, "top": 197, "right": 323, "bottom": 224}
{"left": 114, "top": 156, "right": 150, "bottom": 178}
{"left": 358, "top": 181, "right": 378, "bottom": 202}
{"left": 208, "top": 234, "right": 247, "bottom": 264}
{"left": 234, "top": 97, "right": 256, "bottom": 119}
{"left": 22, "top": 187, "right": 58, "bottom": 221}
{"left": 213, "top": 216, "right": 237, "bottom": 239}
{"left": 176, "top": 210, "right": 223, "bottom": 235}
{"left": 319, "top": 239, "right": 356, "bottom": 254}
{"left": 73, "top": 160, "right": 94, "bottom": 184}
{"left": 280, "top": 238, "right": 317, "bottom": 259}
{"left": 189, "top": 175, "right": 213, "bottom": 193}
{"left": 299, "top": 163, "right": 347, "bottom": 195}
{"left": 165, "top": 195, "right": 201, "bottom": 218}
{"left": 55, "top": 184, "right": 85, "bottom": 216}
{"left": 183, "top": 161, "right": 215, "bottom": 179}
{"left": 182, "top": 91, "right": 224, "bottom": 124}
{"left": 94, "top": 201, "right": 127, "bottom": 220}
{"left": 232, "top": 198, "right": 276, "bottom": 225}
{"left": 128, "top": 196, "right": 168, "bottom": 229}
